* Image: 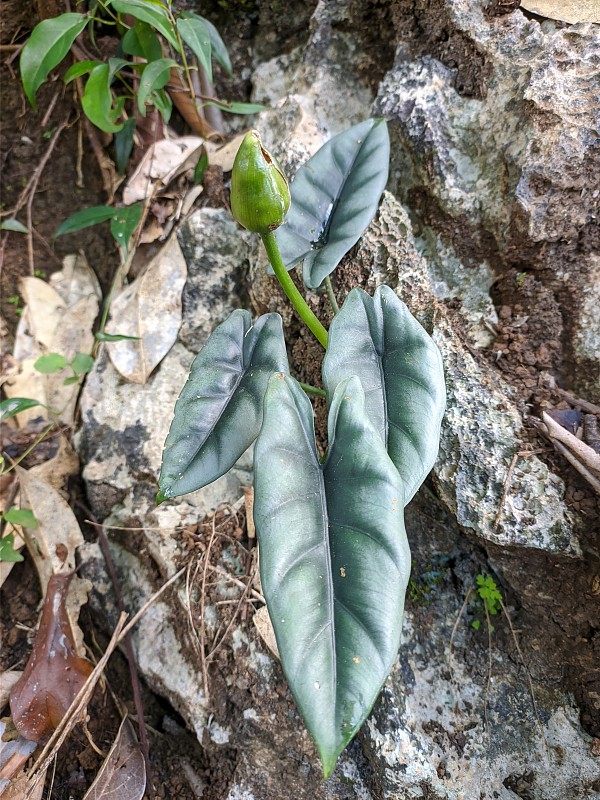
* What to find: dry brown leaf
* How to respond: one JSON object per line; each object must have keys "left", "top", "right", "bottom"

{"left": 122, "top": 137, "right": 204, "bottom": 205}
{"left": 520, "top": 0, "right": 600, "bottom": 23}
{"left": 252, "top": 605, "right": 280, "bottom": 660}
{"left": 9, "top": 573, "right": 93, "bottom": 743}
{"left": 180, "top": 185, "right": 204, "bottom": 218}
{"left": 15, "top": 465, "right": 91, "bottom": 652}
{"left": 206, "top": 132, "right": 247, "bottom": 173}
{"left": 83, "top": 717, "right": 146, "bottom": 800}
{"left": 0, "top": 671, "right": 22, "bottom": 710}
{"left": 28, "top": 433, "right": 79, "bottom": 495}
{"left": 105, "top": 234, "right": 186, "bottom": 384}
{"left": 5, "top": 255, "right": 101, "bottom": 426}
{"left": 167, "top": 71, "right": 215, "bottom": 139}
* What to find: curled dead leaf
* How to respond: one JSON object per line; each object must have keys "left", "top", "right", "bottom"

{"left": 105, "top": 233, "right": 186, "bottom": 384}
{"left": 82, "top": 717, "right": 146, "bottom": 800}
{"left": 520, "top": 0, "right": 600, "bottom": 23}
{"left": 15, "top": 465, "right": 91, "bottom": 652}
{"left": 9, "top": 572, "right": 93, "bottom": 742}
{"left": 123, "top": 137, "right": 205, "bottom": 205}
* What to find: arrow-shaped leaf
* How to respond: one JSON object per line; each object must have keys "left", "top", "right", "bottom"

{"left": 254, "top": 374, "right": 410, "bottom": 776}
{"left": 323, "top": 286, "right": 445, "bottom": 505}
{"left": 159, "top": 310, "right": 289, "bottom": 500}
{"left": 274, "top": 119, "right": 390, "bottom": 289}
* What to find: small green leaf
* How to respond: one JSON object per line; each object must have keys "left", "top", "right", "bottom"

{"left": 203, "top": 17, "right": 232, "bottom": 75}
{"left": 3, "top": 508, "right": 38, "bottom": 528}
{"left": 177, "top": 17, "right": 212, "bottom": 84}
{"left": 194, "top": 152, "right": 208, "bottom": 185}
{"left": 137, "top": 58, "right": 178, "bottom": 115}
{"left": 111, "top": 0, "right": 180, "bottom": 52}
{"left": 275, "top": 119, "right": 390, "bottom": 289}
{"left": 150, "top": 88, "right": 172, "bottom": 123}
{"left": 204, "top": 100, "right": 267, "bottom": 115}
{"left": 82, "top": 64, "right": 123, "bottom": 133}
{"left": 110, "top": 203, "right": 143, "bottom": 254}
{"left": 472, "top": 619, "right": 481, "bottom": 631}
{"left": 34, "top": 353, "right": 69, "bottom": 373}
{"left": 323, "top": 286, "right": 446, "bottom": 505}
{"left": 0, "top": 219, "right": 29, "bottom": 233}
{"left": 0, "top": 533, "right": 24, "bottom": 563}
{"left": 254, "top": 374, "right": 411, "bottom": 777}
{"left": 0, "top": 397, "right": 41, "bottom": 421}
{"left": 64, "top": 60, "right": 100, "bottom": 84}
{"left": 63, "top": 375, "right": 80, "bottom": 385}
{"left": 122, "top": 21, "right": 163, "bottom": 62}
{"left": 20, "top": 13, "right": 88, "bottom": 107}
{"left": 114, "top": 118, "right": 136, "bottom": 174}
{"left": 159, "top": 310, "right": 289, "bottom": 499}
{"left": 95, "top": 331, "right": 141, "bottom": 342}
{"left": 54, "top": 206, "right": 116, "bottom": 238}
{"left": 71, "top": 353, "right": 95, "bottom": 375}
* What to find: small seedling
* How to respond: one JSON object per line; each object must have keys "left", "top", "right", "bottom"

{"left": 0, "top": 508, "right": 38, "bottom": 563}
{"left": 472, "top": 573, "right": 502, "bottom": 633}
{"left": 158, "top": 121, "right": 446, "bottom": 776}
{"left": 34, "top": 352, "right": 95, "bottom": 385}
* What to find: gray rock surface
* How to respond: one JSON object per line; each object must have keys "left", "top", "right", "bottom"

{"left": 76, "top": 0, "right": 600, "bottom": 797}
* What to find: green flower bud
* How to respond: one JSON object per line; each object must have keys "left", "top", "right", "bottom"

{"left": 230, "top": 130, "right": 290, "bottom": 234}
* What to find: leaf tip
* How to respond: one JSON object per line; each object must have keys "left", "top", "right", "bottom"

{"left": 155, "top": 489, "right": 168, "bottom": 506}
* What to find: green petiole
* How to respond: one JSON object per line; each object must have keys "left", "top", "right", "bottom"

{"left": 261, "top": 231, "right": 328, "bottom": 349}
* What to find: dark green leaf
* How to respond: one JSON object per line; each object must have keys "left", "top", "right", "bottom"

{"left": 204, "top": 100, "right": 267, "bottom": 115}
{"left": 3, "top": 508, "right": 38, "bottom": 528}
{"left": 114, "top": 118, "right": 136, "bottom": 174}
{"left": 194, "top": 151, "right": 208, "bottom": 184}
{"left": 34, "top": 353, "right": 69, "bottom": 373}
{"left": 107, "top": 57, "right": 131, "bottom": 82}
{"left": 64, "top": 60, "right": 101, "bottom": 84}
{"left": 71, "top": 353, "right": 95, "bottom": 375}
{"left": 137, "top": 58, "right": 178, "bottom": 115}
{"left": 0, "top": 533, "right": 24, "bottom": 563}
{"left": 54, "top": 206, "right": 116, "bottom": 238}
{"left": 323, "top": 286, "right": 446, "bottom": 504}
{"left": 0, "top": 219, "right": 29, "bottom": 233}
{"left": 121, "top": 21, "right": 163, "bottom": 62}
{"left": 275, "top": 119, "right": 390, "bottom": 289}
{"left": 20, "top": 13, "right": 88, "bottom": 107}
{"left": 111, "top": 0, "right": 180, "bottom": 52}
{"left": 0, "top": 397, "right": 41, "bottom": 421}
{"left": 204, "top": 17, "right": 232, "bottom": 75}
{"left": 159, "top": 310, "right": 289, "bottom": 499}
{"left": 254, "top": 374, "right": 410, "bottom": 777}
{"left": 176, "top": 18, "right": 212, "bottom": 84}
{"left": 151, "top": 88, "right": 172, "bottom": 123}
{"left": 82, "top": 64, "right": 123, "bottom": 133}
{"left": 95, "top": 331, "right": 141, "bottom": 342}
{"left": 110, "top": 204, "right": 143, "bottom": 254}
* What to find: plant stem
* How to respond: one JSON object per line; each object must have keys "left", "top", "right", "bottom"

{"left": 300, "top": 383, "right": 327, "bottom": 399}
{"left": 324, "top": 275, "right": 340, "bottom": 314}
{"left": 261, "top": 231, "right": 328, "bottom": 349}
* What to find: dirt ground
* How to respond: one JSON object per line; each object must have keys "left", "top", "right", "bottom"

{"left": 1, "top": 0, "right": 599, "bottom": 798}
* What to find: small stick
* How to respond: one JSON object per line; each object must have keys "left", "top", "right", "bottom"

{"left": 494, "top": 452, "right": 520, "bottom": 528}
{"left": 483, "top": 602, "right": 493, "bottom": 736}
{"left": 40, "top": 88, "right": 61, "bottom": 128}
{"left": 199, "top": 516, "right": 217, "bottom": 700}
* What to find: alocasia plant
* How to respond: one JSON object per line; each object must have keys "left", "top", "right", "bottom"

{"left": 159, "top": 120, "right": 446, "bottom": 777}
